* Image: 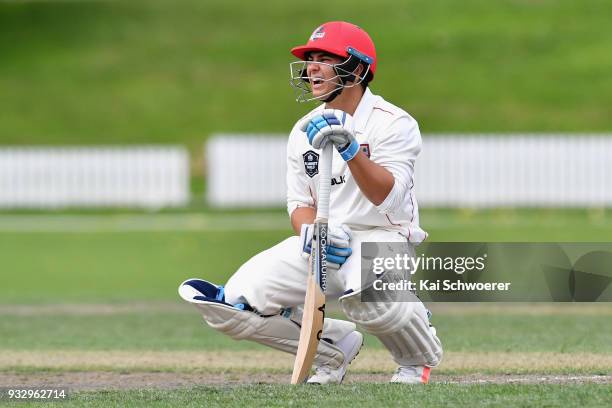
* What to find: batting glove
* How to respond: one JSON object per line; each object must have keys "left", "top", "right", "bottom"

{"left": 299, "top": 222, "right": 353, "bottom": 269}
{"left": 298, "top": 109, "right": 361, "bottom": 162}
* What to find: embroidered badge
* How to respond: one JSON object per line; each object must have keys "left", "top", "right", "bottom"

{"left": 310, "top": 25, "right": 325, "bottom": 41}
{"left": 360, "top": 143, "right": 371, "bottom": 158}
{"left": 303, "top": 150, "right": 319, "bottom": 178}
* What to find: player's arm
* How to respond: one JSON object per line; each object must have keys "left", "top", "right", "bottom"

{"left": 300, "top": 109, "right": 420, "bottom": 211}
{"left": 287, "top": 123, "right": 317, "bottom": 234}
{"left": 346, "top": 151, "right": 394, "bottom": 206}
{"left": 299, "top": 109, "right": 394, "bottom": 206}
{"left": 291, "top": 207, "right": 316, "bottom": 235}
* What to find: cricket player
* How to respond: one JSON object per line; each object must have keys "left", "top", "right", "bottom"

{"left": 179, "top": 21, "right": 442, "bottom": 384}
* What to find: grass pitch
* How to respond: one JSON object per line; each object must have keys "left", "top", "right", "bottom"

{"left": 6, "top": 384, "right": 612, "bottom": 408}
{"left": 1, "top": 303, "right": 611, "bottom": 406}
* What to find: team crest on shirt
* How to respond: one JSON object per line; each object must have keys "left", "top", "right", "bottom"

{"left": 303, "top": 150, "right": 319, "bottom": 178}
{"left": 360, "top": 143, "right": 371, "bottom": 158}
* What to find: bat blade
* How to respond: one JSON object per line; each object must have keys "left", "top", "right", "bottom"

{"left": 291, "top": 219, "right": 328, "bottom": 384}
{"left": 290, "top": 272, "right": 325, "bottom": 384}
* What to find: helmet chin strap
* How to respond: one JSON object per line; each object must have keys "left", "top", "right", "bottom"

{"left": 321, "top": 82, "right": 344, "bottom": 103}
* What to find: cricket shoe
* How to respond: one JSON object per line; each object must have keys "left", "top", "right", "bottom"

{"left": 390, "top": 323, "right": 437, "bottom": 384}
{"left": 390, "top": 365, "right": 431, "bottom": 384}
{"left": 307, "top": 330, "right": 363, "bottom": 385}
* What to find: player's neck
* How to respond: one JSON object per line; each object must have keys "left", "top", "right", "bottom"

{"left": 324, "top": 86, "right": 365, "bottom": 115}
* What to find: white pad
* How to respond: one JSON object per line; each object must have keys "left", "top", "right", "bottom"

{"left": 179, "top": 279, "right": 348, "bottom": 369}
{"left": 339, "top": 274, "right": 443, "bottom": 367}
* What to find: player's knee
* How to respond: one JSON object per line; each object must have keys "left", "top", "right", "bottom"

{"left": 223, "top": 267, "right": 270, "bottom": 312}
{"left": 224, "top": 282, "right": 260, "bottom": 312}
{"left": 339, "top": 288, "right": 442, "bottom": 367}
{"left": 339, "top": 289, "right": 416, "bottom": 333}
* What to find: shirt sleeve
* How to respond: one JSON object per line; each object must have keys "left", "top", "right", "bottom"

{"left": 370, "top": 115, "right": 422, "bottom": 214}
{"left": 286, "top": 127, "right": 315, "bottom": 216}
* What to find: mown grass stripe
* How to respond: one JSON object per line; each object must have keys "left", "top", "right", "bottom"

{"left": 0, "top": 214, "right": 291, "bottom": 232}
{"left": 1, "top": 302, "right": 610, "bottom": 316}
{"left": 1, "top": 350, "right": 611, "bottom": 373}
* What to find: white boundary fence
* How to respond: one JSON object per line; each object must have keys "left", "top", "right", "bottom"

{"left": 418, "top": 134, "right": 612, "bottom": 207}
{"left": 207, "top": 134, "right": 612, "bottom": 208}
{"left": 0, "top": 146, "right": 190, "bottom": 208}
{"left": 207, "top": 135, "right": 288, "bottom": 207}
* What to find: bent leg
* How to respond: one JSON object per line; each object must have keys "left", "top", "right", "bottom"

{"left": 337, "top": 230, "right": 443, "bottom": 367}
{"left": 224, "top": 236, "right": 313, "bottom": 315}
{"left": 340, "top": 287, "right": 442, "bottom": 367}
{"left": 224, "top": 236, "right": 353, "bottom": 342}
{"left": 180, "top": 236, "right": 355, "bottom": 368}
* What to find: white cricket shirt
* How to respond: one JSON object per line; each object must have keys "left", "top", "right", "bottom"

{"left": 286, "top": 88, "right": 427, "bottom": 243}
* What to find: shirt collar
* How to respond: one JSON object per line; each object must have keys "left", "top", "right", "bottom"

{"left": 351, "top": 87, "right": 377, "bottom": 134}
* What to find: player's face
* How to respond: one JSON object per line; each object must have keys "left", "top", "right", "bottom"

{"left": 306, "top": 52, "right": 344, "bottom": 98}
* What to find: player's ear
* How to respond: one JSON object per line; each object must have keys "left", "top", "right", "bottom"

{"left": 354, "top": 63, "right": 365, "bottom": 81}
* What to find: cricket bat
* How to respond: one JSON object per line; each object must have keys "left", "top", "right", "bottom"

{"left": 291, "top": 142, "right": 334, "bottom": 384}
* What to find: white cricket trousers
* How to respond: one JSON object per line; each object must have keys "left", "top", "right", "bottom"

{"left": 224, "top": 228, "right": 411, "bottom": 340}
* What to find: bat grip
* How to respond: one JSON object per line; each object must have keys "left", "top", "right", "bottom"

{"left": 316, "top": 143, "right": 333, "bottom": 219}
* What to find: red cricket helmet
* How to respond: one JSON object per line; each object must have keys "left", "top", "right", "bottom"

{"left": 291, "top": 21, "right": 377, "bottom": 79}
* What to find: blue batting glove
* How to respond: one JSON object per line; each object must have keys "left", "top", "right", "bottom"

{"left": 298, "top": 109, "right": 360, "bottom": 162}
{"left": 299, "top": 222, "right": 353, "bottom": 268}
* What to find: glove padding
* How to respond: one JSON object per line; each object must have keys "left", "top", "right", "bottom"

{"left": 298, "top": 109, "right": 361, "bottom": 162}
{"left": 299, "top": 222, "right": 353, "bottom": 269}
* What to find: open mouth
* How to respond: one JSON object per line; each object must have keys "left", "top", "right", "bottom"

{"left": 311, "top": 77, "right": 324, "bottom": 87}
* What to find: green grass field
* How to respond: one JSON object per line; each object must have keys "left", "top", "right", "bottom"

{"left": 2, "top": 0, "right": 612, "bottom": 151}
{"left": 1, "top": 209, "right": 611, "bottom": 302}
{"left": 1, "top": 210, "right": 611, "bottom": 406}
{"left": 2, "top": 305, "right": 612, "bottom": 354}
{"left": 7, "top": 384, "right": 612, "bottom": 408}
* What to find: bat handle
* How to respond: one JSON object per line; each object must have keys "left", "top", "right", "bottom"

{"left": 316, "top": 143, "right": 333, "bottom": 219}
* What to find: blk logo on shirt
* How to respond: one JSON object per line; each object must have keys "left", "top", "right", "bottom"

{"left": 331, "top": 175, "right": 346, "bottom": 186}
